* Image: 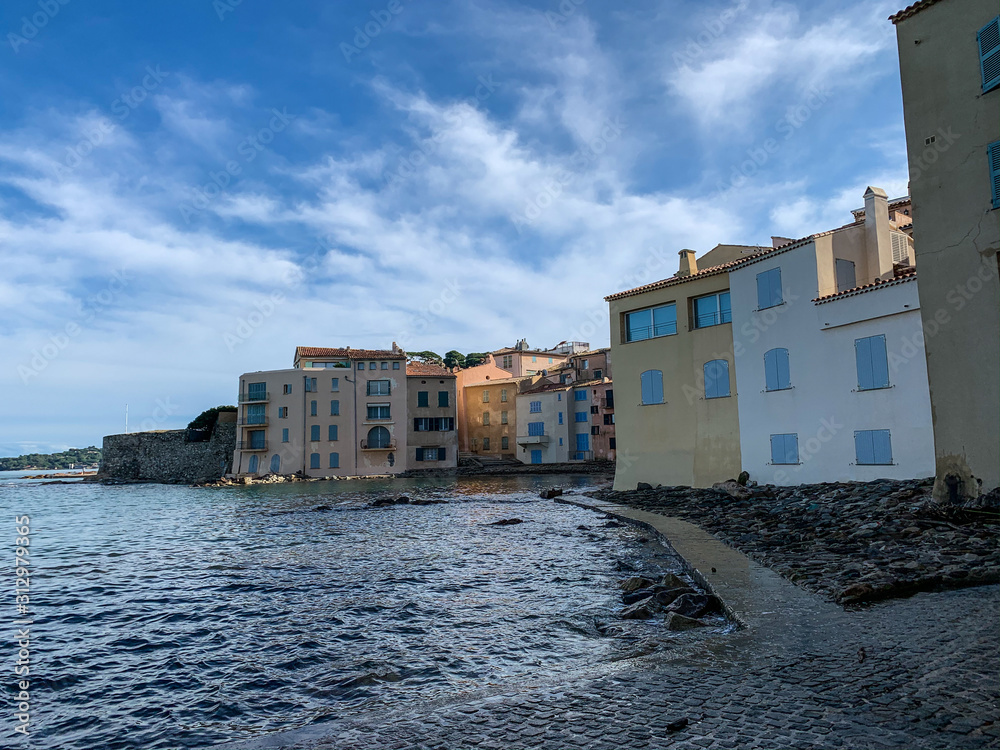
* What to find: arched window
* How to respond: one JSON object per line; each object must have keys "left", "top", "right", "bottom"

{"left": 269, "top": 454, "right": 281, "bottom": 473}
{"left": 704, "top": 359, "right": 731, "bottom": 399}
{"left": 764, "top": 348, "right": 791, "bottom": 391}
{"left": 247, "top": 454, "right": 259, "bottom": 474}
{"left": 367, "top": 426, "right": 391, "bottom": 449}
{"left": 640, "top": 369, "right": 664, "bottom": 404}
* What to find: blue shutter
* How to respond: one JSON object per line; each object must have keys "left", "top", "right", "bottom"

{"left": 329, "top": 452, "right": 339, "bottom": 468}
{"left": 989, "top": 141, "right": 1000, "bottom": 210}
{"left": 331, "top": 400, "right": 339, "bottom": 415}
{"left": 704, "top": 360, "right": 729, "bottom": 398}
{"left": 783, "top": 434, "right": 798, "bottom": 464}
{"left": 719, "top": 292, "right": 731, "bottom": 323}
{"left": 769, "top": 269, "right": 782, "bottom": 307}
{"left": 872, "top": 430, "right": 892, "bottom": 465}
{"left": 270, "top": 454, "right": 281, "bottom": 473}
{"left": 764, "top": 349, "right": 778, "bottom": 391}
{"left": 438, "top": 391, "right": 449, "bottom": 407}
{"left": 558, "top": 412, "right": 563, "bottom": 424}
{"left": 328, "top": 425, "right": 338, "bottom": 441}
{"left": 418, "top": 392, "right": 428, "bottom": 407}
{"left": 651, "top": 370, "right": 663, "bottom": 403}
{"left": 310, "top": 400, "right": 317, "bottom": 416}
{"left": 870, "top": 335, "right": 889, "bottom": 388}
{"left": 855, "top": 431, "right": 876, "bottom": 465}
{"left": 331, "top": 377, "right": 339, "bottom": 391}
{"left": 282, "top": 428, "right": 289, "bottom": 443}
{"left": 979, "top": 17, "right": 1000, "bottom": 93}
{"left": 248, "top": 454, "right": 258, "bottom": 473}
{"left": 855, "top": 337, "right": 873, "bottom": 390}
{"left": 756, "top": 271, "right": 769, "bottom": 310}
{"left": 416, "top": 447, "right": 424, "bottom": 461}
{"left": 640, "top": 371, "right": 652, "bottom": 404}
{"left": 310, "top": 425, "right": 320, "bottom": 442}
{"left": 310, "top": 453, "right": 320, "bottom": 469}
{"left": 776, "top": 349, "right": 790, "bottom": 389}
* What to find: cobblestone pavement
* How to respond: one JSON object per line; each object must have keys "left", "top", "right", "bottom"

{"left": 251, "top": 586, "right": 998, "bottom": 750}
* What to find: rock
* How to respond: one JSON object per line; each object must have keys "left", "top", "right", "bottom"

{"left": 665, "top": 717, "right": 689, "bottom": 732}
{"left": 665, "top": 593, "right": 723, "bottom": 619}
{"left": 539, "top": 488, "right": 563, "bottom": 499}
{"left": 619, "top": 576, "right": 656, "bottom": 593}
{"left": 602, "top": 520, "right": 624, "bottom": 528}
{"left": 653, "top": 587, "right": 694, "bottom": 607}
{"left": 712, "top": 480, "right": 751, "bottom": 500}
{"left": 637, "top": 482, "right": 653, "bottom": 491}
{"left": 372, "top": 497, "right": 397, "bottom": 507}
{"left": 488, "top": 518, "right": 523, "bottom": 526}
{"left": 664, "top": 612, "right": 708, "bottom": 631}
{"left": 312, "top": 505, "right": 332, "bottom": 512}
{"left": 395, "top": 496, "right": 411, "bottom": 504}
{"left": 659, "top": 573, "right": 689, "bottom": 589}
{"left": 737, "top": 471, "right": 750, "bottom": 486}
{"left": 576, "top": 525, "right": 590, "bottom": 531}
{"left": 620, "top": 596, "right": 660, "bottom": 619}
{"left": 623, "top": 587, "right": 658, "bottom": 605}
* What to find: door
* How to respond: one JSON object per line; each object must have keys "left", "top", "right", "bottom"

{"left": 575, "top": 433, "right": 590, "bottom": 460}
{"left": 530, "top": 450, "right": 542, "bottom": 465}
{"left": 247, "top": 454, "right": 258, "bottom": 474}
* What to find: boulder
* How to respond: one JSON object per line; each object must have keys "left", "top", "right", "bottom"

{"left": 653, "top": 587, "right": 694, "bottom": 607}
{"left": 664, "top": 612, "right": 709, "bottom": 631}
{"left": 619, "top": 576, "right": 656, "bottom": 594}
{"left": 371, "top": 497, "right": 396, "bottom": 507}
{"left": 395, "top": 496, "right": 411, "bottom": 504}
{"left": 712, "top": 480, "right": 751, "bottom": 500}
{"left": 620, "top": 596, "right": 660, "bottom": 619}
{"left": 488, "top": 518, "right": 523, "bottom": 526}
{"left": 539, "top": 488, "right": 564, "bottom": 499}
{"left": 737, "top": 470, "right": 750, "bottom": 486}
{"left": 622, "top": 587, "right": 657, "bottom": 605}
{"left": 659, "top": 573, "right": 690, "bottom": 589}
{"left": 665, "top": 593, "right": 723, "bottom": 619}
{"left": 637, "top": 482, "right": 653, "bottom": 491}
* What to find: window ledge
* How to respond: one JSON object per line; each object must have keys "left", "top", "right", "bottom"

{"left": 854, "top": 385, "right": 894, "bottom": 392}
{"left": 755, "top": 302, "right": 786, "bottom": 312}
{"left": 763, "top": 386, "right": 795, "bottom": 393}
{"left": 363, "top": 420, "right": 394, "bottom": 425}
{"left": 639, "top": 401, "right": 667, "bottom": 406}
{"left": 769, "top": 462, "right": 801, "bottom": 466}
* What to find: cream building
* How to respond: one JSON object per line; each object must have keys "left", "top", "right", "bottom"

{"left": 406, "top": 361, "right": 458, "bottom": 468}
{"left": 892, "top": 0, "right": 1000, "bottom": 501}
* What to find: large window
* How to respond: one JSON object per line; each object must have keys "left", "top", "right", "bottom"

{"left": 625, "top": 303, "right": 677, "bottom": 342}
{"left": 367, "top": 404, "right": 391, "bottom": 420}
{"left": 856, "top": 429, "right": 893, "bottom": 465}
{"left": 483, "top": 411, "right": 490, "bottom": 426}
{"left": 305, "top": 377, "right": 317, "bottom": 392}
{"left": 704, "top": 359, "right": 730, "bottom": 399}
{"left": 979, "top": 16, "right": 1000, "bottom": 93}
{"left": 574, "top": 412, "right": 588, "bottom": 423}
{"left": 366, "top": 426, "right": 391, "bottom": 448}
{"left": 574, "top": 390, "right": 588, "bottom": 401}
{"left": 329, "top": 452, "right": 340, "bottom": 468}
{"left": 763, "top": 348, "right": 791, "bottom": 391}
{"left": 368, "top": 380, "right": 390, "bottom": 396}
{"left": 529, "top": 401, "right": 542, "bottom": 413}
{"left": 855, "top": 335, "right": 890, "bottom": 390}
{"left": 246, "top": 403, "right": 266, "bottom": 425}
{"left": 330, "top": 400, "right": 340, "bottom": 416}
{"left": 756, "top": 268, "right": 783, "bottom": 310}
{"left": 413, "top": 417, "right": 455, "bottom": 431}
{"left": 693, "top": 292, "right": 731, "bottom": 328}
{"left": 248, "top": 430, "right": 266, "bottom": 449}
{"left": 528, "top": 422, "right": 545, "bottom": 436}
{"left": 640, "top": 369, "right": 664, "bottom": 405}
{"left": 330, "top": 378, "right": 340, "bottom": 392}
{"left": 247, "top": 381, "right": 267, "bottom": 401}
{"left": 416, "top": 447, "right": 445, "bottom": 462}
{"left": 770, "top": 434, "right": 799, "bottom": 465}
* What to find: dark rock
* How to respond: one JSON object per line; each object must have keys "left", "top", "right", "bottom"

{"left": 659, "top": 572, "right": 689, "bottom": 589}
{"left": 602, "top": 520, "right": 624, "bottom": 528}
{"left": 665, "top": 717, "right": 689, "bottom": 732}
{"left": 653, "top": 587, "right": 694, "bottom": 607}
{"left": 395, "top": 496, "right": 411, "bottom": 504}
{"left": 665, "top": 593, "right": 723, "bottom": 618}
{"left": 637, "top": 482, "right": 653, "bottom": 491}
{"left": 620, "top": 596, "right": 660, "bottom": 619}
{"left": 488, "top": 518, "right": 523, "bottom": 526}
{"left": 372, "top": 498, "right": 396, "bottom": 507}
{"left": 312, "top": 505, "right": 332, "bottom": 512}
{"left": 623, "top": 587, "right": 658, "bottom": 605}
{"left": 619, "top": 576, "right": 656, "bottom": 593}
{"left": 737, "top": 470, "right": 750, "bottom": 486}
{"left": 577, "top": 525, "right": 590, "bottom": 530}
{"left": 539, "top": 488, "right": 564, "bottom": 499}
{"left": 664, "top": 612, "right": 709, "bottom": 631}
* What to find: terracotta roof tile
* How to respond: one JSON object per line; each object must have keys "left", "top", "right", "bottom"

{"left": 405, "top": 362, "right": 455, "bottom": 377}
{"left": 889, "top": 0, "right": 945, "bottom": 24}
{"left": 295, "top": 346, "right": 404, "bottom": 360}
{"left": 813, "top": 268, "right": 918, "bottom": 305}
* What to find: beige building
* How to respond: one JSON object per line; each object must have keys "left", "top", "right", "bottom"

{"left": 464, "top": 375, "right": 544, "bottom": 459}
{"left": 453, "top": 353, "right": 513, "bottom": 451}
{"left": 492, "top": 339, "right": 586, "bottom": 376}
{"left": 406, "top": 361, "right": 458, "bottom": 468}
{"left": 606, "top": 245, "right": 759, "bottom": 489}
{"left": 233, "top": 345, "right": 408, "bottom": 478}
{"left": 892, "top": 0, "right": 1000, "bottom": 500}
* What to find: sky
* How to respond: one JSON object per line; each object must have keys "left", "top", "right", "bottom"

{"left": 0, "top": 0, "right": 912, "bottom": 456}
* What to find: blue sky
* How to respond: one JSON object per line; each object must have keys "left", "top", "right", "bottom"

{"left": 0, "top": 0, "right": 911, "bottom": 455}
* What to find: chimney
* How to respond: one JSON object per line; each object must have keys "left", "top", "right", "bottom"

{"left": 864, "top": 186, "right": 894, "bottom": 280}
{"left": 677, "top": 249, "right": 697, "bottom": 277}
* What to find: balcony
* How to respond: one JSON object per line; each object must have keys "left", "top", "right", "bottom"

{"left": 239, "top": 391, "right": 270, "bottom": 403}
{"left": 516, "top": 434, "right": 550, "bottom": 445}
{"left": 238, "top": 441, "right": 268, "bottom": 452}
{"left": 361, "top": 439, "right": 397, "bottom": 450}
{"left": 238, "top": 417, "right": 269, "bottom": 426}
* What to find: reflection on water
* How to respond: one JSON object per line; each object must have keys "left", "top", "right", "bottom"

{"left": 0, "top": 474, "right": 721, "bottom": 749}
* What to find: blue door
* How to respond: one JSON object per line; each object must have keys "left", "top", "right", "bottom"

{"left": 247, "top": 454, "right": 258, "bottom": 474}
{"left": 530, "top": 450, "right": 542, "bottom": 465}
{"left": 575, "top": 433, "right": 590, "bottom": 460}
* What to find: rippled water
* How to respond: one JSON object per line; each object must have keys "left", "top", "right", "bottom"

{"left": 1, "top": 473, "right": 716, "bottom": 749}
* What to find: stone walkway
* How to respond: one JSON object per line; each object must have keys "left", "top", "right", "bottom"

{"left": 235, "top": 499, "right": 1000, "bottom": 750}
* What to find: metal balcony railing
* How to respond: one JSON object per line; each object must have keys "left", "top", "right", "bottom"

{"left": 238, "top": 417, "right": 269, "bottom": 426}
{"left": 238, "top": 441, "right": 268, "bottom": 452}
{"left": 360, "top": 439, "right": 396, "bottom": 450}
{"left": 238, "top": 391, "right": 270, "bottom": 403}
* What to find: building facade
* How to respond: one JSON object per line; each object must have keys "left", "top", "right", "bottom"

{"left": 406, "top": 362, "right": 459, "bottom": 468}
{"left": 492, "top": 339, "right": 585, "bottom": 377}
{"left": 453, "top": 353, "right": 514, "bottom": 452}
{"left": 515, "top": 382, "right": 573, "bottom": 464}
{"left": 893, "top": 0, "right": 1000, "bottom": 500}
{"left": 463, "top": 375, "right": 542, "bottom": 459}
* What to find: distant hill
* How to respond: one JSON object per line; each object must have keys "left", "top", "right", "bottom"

{"left": 0, "top": 446, "right": 102, "bottom": 471}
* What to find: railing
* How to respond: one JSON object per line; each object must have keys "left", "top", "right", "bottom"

{"left": 360, "top": 439, "right": 396, "bottom": 450}
{"left": 625, "top": 321, "right": 678, "bottom": 342}
{"left": 238, "top": 417, "right": 269, "bottom": 426}
{"left": 516, "top": 434, "right": 550, "bottom": 445}
{"left": 238, "top": 391, "right": 270, "bottom": 403}
{"left": 238, "top": 441, "right": 268, "bottom": 451}
{"left": 693, "top": 311, "right": 732, "bottom": 329}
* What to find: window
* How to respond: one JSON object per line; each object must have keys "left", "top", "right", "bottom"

{"left": 548, "top": 357, "right": 553, "bottom": 363}
{"left": 856, "top": 429, "right": 893, "bottom": 465}
{"left": 501, "top": 436, "right": 509, "bottom": 450}
{"left": 310, "top": 425, "right": 320, "bottom": 442}
{"left": 594, "top": 369, "right": 603, "bottom": 379}
{"left": 330, "top": 400, "right": 340, "bottom": 416}
{"left": 500, "top": 389, "right": 508, "bottom": 402}
{"left": 366, "top": 426, "right": 391, "bottom": 448}
{"left": 283, "top": 384, "right": 292, "bottom": 395}
{"left": 438, "top": 391, "right": 449, "bottom": 408}
{"left": 590, "top": 405, "right": 599, "bottom": 414}
{"left": 482, "top": 437, "right": 491, "bottom": 451}
{"left": 367, "top": 404, "right": 391, "bottom": 420}
{"left": 368, "top": 380, "right": 390, "bottom": 396}
{"left": 764, "top": 348, "right": 791, "bottom": 391}
{"left": 979, "top": 16, "right": 1000, "bottom": 93}
{"left": 704, "top": 360, "right": 730, "bottom": 399}
{"left": 770, "top": 434, "right": 799, "bottom": 465}
{"left": 310, "top": 453, "right": 320, "bottom": 469}
{"left": 501, "top": 411, "right": 508, "bottom": 424}
{"left": 357, "top": 362, "right": 364, "bottom": 370}
{"left": 278, "top": 406, "right": 288, "bottom": 418}
{"left": 413, "top": 417, "right": 455, "bottom": 431}
{"left": 574, "top": 390, "right": 587, "bottom": 401}
{"left": 693, "top": 292, "right": 731, "bottom": 328}
{"left": 482, "top": 391, "right": 489, "bottom": 403}
{"left": 640, "top": 369, "right": 664, "bottom": 405}
{"left": 270, "top": 454, "right": 281, "bottom": 473}
{"left": 609, "top": 437, "right": 616, "bottom": 449}
{"left": 381, "top": 362, "right": 388, "bottom": 370}
{"left": 591, "top": 426, "right": 600, "bottom": 435}
{"left": 281, "top": 428, "right": 289, "bottom": 443}
{"left": 581, "top": 359, "right": 589, "bottom": 369}
{"left": 305, "top": 377, "right": 317, "bottom": 392}
{"left": 417, "top": 391, "right": 429, "bottom": 408}
{"left": 483, "top": 411, "right": 490, "bottom": 426}
{"left": 625, "top": 303, "right": 677, "bottom": 342}
{"left": 530, "top": 401, "right": 542, "bottom": 413}
{"left": 558, "top": 438, "right": 563, "bottom": 446}
{"left": 329, "top": 452, "right": 340, "bottom": 468}
{"left": 835, "top": 259, "right": 856, "bottom": 292}
{"left": 574, "top": 412, "right": 588, "bottom": 422}
{"left": 756, "top": 268, "right": 783, "bottom": 310}
{"left": 331, "top": 377, "right": 339, "bottom": 392}
{"left": 532, "top": 356, "right": 537, "bottom": 362}
{"left": 558, "top": 411, "right": 563, "bottom": 425}
{"left": 310, "top": 400, "right": 317, "bottom": 417}
{"left": 855, "top": 335, "right": 890, "bottom": 390}
{"left": 248, "top": 430, "right": 266, "bottom": 449}
{"left": 502, "top": 355, "right": 513, "bottom": 368}
{"left": 369, "top": 362, "right": 376, "bottom": 370}
{"left": 603, "top": 414, "right": 614, "bottom": 425}
{"left": 528, "top": 422, "right": 545, "bottom": 436}
{"left": 605, "top": 390, "right": 614, "bottom": 408}
{"left": 990, "top": 141, "right": 1000, "bottom": 210}
{"left": 393, "top": 361, "right": 400, "bottom": 370}
{"left": 328, "top": 425, "right": 338, "bottom": 441}
{"left": 557, "top": 393, "right": 562, "bottom": 401}
{"left": 245, "top": 403, "right": 265, "bottom": 424}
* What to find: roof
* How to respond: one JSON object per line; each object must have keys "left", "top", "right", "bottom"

{"left": 572, "top": 347, "right": 609, "bottom": 357}
{"left": 889, "top": 0, "right": 945, "bottom": 23}
{"left": 813, "top": 268, "right": 918, "bottom": 305}
{"left": 406, "top": 362, "right": 455, "bottom": 378}
{"left": 492, "top": 346, "right": 567, "bottom": 357}
{"left": 295, "top": 346, "right": 404, "bottom": 361}
{"left": 463, "top": 374, "right": 536, "bottom": 388}
{"left": 851, "top": 196, "right": 911, "bottom": 218}
{"left": 520, "top": 381, "right": 574, "bottom": 395}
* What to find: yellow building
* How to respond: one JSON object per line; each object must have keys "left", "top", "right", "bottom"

{"left": 605, "top": 245, "right": 758, "bottom": 489}
{"left": 463, "top": 375, "right": 545, "bottom": 459}
{"left": 892, "top": 0, "right": 1000, "bottom": 500}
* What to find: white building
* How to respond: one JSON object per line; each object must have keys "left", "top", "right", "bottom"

{"left": 728, "top": 188, "right": 935, "bottom": 485}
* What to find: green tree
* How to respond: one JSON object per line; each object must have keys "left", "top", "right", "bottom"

{"left": 408, "top": 350, "right": 443, "bottom": 363}
{"left": 188, "top": 405, "right": 237, "bottom": 431}
{"left": 464, "top": 352, "right": 489, "bottom": 367}
{"left": 443, "top": 350, "right": 466, "bottom": 369}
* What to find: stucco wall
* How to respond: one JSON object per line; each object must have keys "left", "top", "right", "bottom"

{"left": 98, "top": 421, "right": 237, "bottom": 483}
{"left": 515, "top": 387, "right": 571, "bottom": 463}
{"left": 406, "top": 374, "right": 458, "bottom": 468}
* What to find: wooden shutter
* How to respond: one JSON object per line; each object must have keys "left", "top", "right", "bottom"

{"left": 990, "top": 141, "right": 1000, "bottom": 209}
{"left": 979, "top": 17, "right": 1000, "bottom": 92}
{"left": 855, "top": 431, "right": 875, "bottom": 465}
{"left": 438, "top": 447, "right": 446, "bottom": 461}
{"left": 416, "top": 447, "right": 424, "bottom": 461}
{"left": 870, "top": 336, "right": 889, "bottom": 388}
{"left": 855, "top": 337, "right": 873, "bottom": 390}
